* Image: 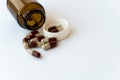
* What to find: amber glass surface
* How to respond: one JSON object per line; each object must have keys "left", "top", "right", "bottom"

{"left": 7, "top": 0, "right": 45, "bottom": 30}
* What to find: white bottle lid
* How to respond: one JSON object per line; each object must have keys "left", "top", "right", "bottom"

{"left": 43, "top": 19, "right": 70, "bottom": 41}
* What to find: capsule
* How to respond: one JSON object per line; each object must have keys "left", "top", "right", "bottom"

{"left": 31, "top": 30, "right": 39, "bottom": 35}
{"left": 27, "top": 49, "right": 41, "bottom": 58}
{"left": 25, "top": 34, "right": 36, "bottom": 41}
{"left": 23, "top": 41, "right": 29, "bottom": 49}
{"left": 41, "top": 41, "right": 57, "bottom": 50}
{"left": 27, "top": 20, "right": 36, "bottom": 27}
{"left": 27, "top": 30, "right": 41, "bottom": 37}
{"left": 23, "top": 41, "right": 36, "bottom": 48}
{"left": 37, "top": 35, "right": 45, "bottom": 42}
{"left": 41, "top": 37, "right": 57, "bottom": 44}
{"left": 48, "top": 26, "right": 59, "bottom": 32}
{"left": 30, "top": 35, "right": 45, "bottom": 42}
{"left": 23, "top": 37, "right": 30, "bottom": 43}
{"left": 28, "top": 41, "right": 38, "bottom": 48}
{"left": 32, "top": 50, "right": 41, "bottom": 58}
{"left": 48, "top": 25, "right": 63, "bottom": 33}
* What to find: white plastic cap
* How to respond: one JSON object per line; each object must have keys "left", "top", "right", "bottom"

{"left": 43, "top": 19, "right": 70, "bottom": 41}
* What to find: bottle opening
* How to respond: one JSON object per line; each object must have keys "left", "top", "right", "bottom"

{"left": 24, "top": 10, "right": 45, "bottom": 30}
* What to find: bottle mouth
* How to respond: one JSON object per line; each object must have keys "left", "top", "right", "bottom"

{"left": 24, "top": 9, "right": 46, "bottom": 30}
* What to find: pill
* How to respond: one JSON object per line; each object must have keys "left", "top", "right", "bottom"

{"left": 49, "top": 37, "right": 57, "bottom": 42}
{"left": 24, "top": 40, "right": 43, "bottom": 48}
{"left": 26, "top": 34, "right": 36, "bottom": 40}
{"left": 30, "top": 37, "right": 38, "bottom": 42}
{"left": 41, "top": 37, "right": 57, "bottom": 44}
{"left": 23, "top": 41, "right": 38, "bottom": 48}
{"left": 57, "top": 25, "right": 64, "bottom": 31}
{"left": 49, "top": 41, "right": 57, "bottom": 48}
{"left": 31, "top": 30, "right": 39, "bottom": 35}
{"left": 27, "top": 49, "right": 41, "bottom": 58}
{"left": 28, "top": 41, "right": 38, "bottom": 48}
{"left": 50, "top": 29, "right": 59, "bottom": 32}
{"left": 41, "top": 43, "right": 50, "bottom": 50}
{"left": 48, "top": 26, "right": 57, "bottom": 32}
{"left": 37, "top": 42, "right": 43, "bottom": 47}
{"left": 23, "top": 38, "right": 29, "bottom": 42}
{"left": 27, "top": 30, "right": 41, "bottom": 37}
{"left": 30, "top": 35, "right": 45, "bottom": 42}
{"left": 32, "top": 50, "right": 41, "bottom": 58}
{"left": 27, "top": 19, "right": 36, "bottom": 27}
{"left": 41, "top": 41, "right": 57, "bottom": 50}
{"left": 37, "top": 35, "right": 45, "bottom": 42}
{"left": 48, "top": 25, "right": 63, "bottom": 33}
{"left": 40, "top": 39, "right": 48, "bottom": 44}
{"left": 48, "top": 26, "right": 58, "bottom": 32}
{"left": 48, "top": 26, "right": 56, "bottom": 31}
{"left": 23, "top": 42, "right": 29, "bottom": 49}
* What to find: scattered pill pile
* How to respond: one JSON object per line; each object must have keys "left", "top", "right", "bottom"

{"left": 23, "top": 30, "right": 58, "bottom": 58}
{"left": 22, "top": 19, "right": 70, "bottom": 58}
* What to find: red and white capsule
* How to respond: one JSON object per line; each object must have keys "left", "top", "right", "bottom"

{"left": 41, "top": 41, "right": 57, "bottom": 50}
{"left": 41, "top": 37, "right": 57, "bottom": 44}
{"left": 26, "top": 30, "right": 41, "bottom": 39}
{"left": 28, "top": 30, "right": 40, "bottom": 36}
{"left": 30, "top": 35, "right": 45, "bottom": 42}
{"left": 48, "top": 25, "right": 63, "bottom": 33}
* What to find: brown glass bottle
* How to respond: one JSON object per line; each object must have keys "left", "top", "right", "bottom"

{"left": 7, "top": 0, "right": 46, "bottom": 30}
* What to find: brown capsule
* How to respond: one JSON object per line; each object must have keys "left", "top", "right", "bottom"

{"left": 30, "top": 37, "right": 38, "bottom": 42}
{"left": 37, "top": 35, "right": 45, "bottom": 42}
{"left": 41, "top": 37, "right": 57, "bottom": 45}
{"left": 27, "top": 19, "right": 36, "bottom": 27}
{"left": 48, "top": 37, "right": 57, "bottom": 42}
{"left": 26, "top": 34, "right": 36, "bottom": 40}
{"left": 51, "top": 29, "right": 59, "bottom": 33}
{"left": 48, "top": 25, "right": 63, "bottom": 33}
{"left": 41, "top": 41, "right": 57, "bottom": 50}
{"left": 49, "top": 41, "right": 57, "bottom": 48}
{"left": 29, "top": 35, "right": 36, "bottom": 39}
{"left": 28, "top": 41, "right": 38, "bottom": 48}
{"left": 23, "top": 38, "right": 29, "bottom": 43}
{"left": 32, "top": 50, "right": 41, "bottom": 58}
{"left": 31, "top": 30, "right": 39, "bottom": 35}
{"left": 48, "top": 26, "right": 57, "bottom": 32}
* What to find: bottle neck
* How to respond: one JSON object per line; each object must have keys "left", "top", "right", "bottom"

{"left": 23, "top": 9, "right": 46, "bottom": 30}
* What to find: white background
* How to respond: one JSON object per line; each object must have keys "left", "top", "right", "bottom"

{"left": 0, "top": 0, "right": 120, "bottom": 80}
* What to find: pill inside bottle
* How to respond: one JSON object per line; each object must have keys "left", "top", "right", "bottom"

{"left": 7, "top": 0, "right": 46, "bottom": 30}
